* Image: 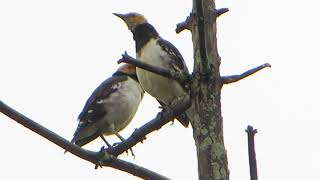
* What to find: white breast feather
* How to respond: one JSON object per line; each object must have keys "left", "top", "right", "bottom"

{"left": 136, "top": 39, "right": 186, "bottom": 105}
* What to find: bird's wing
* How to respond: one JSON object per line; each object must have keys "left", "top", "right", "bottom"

{"left": 157, "top": 38, "right": 189, "bottom": 74}
{"left": 74, "top": 75, "right": 128, "bottom": 136}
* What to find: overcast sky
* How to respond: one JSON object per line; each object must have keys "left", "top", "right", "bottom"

{"left": 1, "top": 0, "right": 319, "bottom": 179}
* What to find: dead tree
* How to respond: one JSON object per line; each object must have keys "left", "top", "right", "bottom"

{"left": 0, "top": 0, "right": 270, "bottom": 179}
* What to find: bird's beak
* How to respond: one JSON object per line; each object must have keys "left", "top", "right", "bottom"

{"left": 113, "top": 13, "right": 126, "bottom": 20}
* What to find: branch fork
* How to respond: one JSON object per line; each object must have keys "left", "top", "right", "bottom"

{"left": 175, "top": 8, "right": 229, "bottom": 34}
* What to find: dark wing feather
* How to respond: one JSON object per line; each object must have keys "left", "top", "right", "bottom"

{"left": 157, "top": 38, "right": 189, "bottom": 74}
{"left": 73, "top": 131, "right": 101, "bottom": 147}
{"left": 74, "top": 75, "right": 127, "bottom": 136}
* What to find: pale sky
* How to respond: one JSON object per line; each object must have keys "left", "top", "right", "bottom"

{"left": 1, "top": 0, "right": 319, "bottom": 179}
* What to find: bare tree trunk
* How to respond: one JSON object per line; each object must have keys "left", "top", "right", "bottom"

{"left": 190, "top": 0, "right": 229, "bottom": 179}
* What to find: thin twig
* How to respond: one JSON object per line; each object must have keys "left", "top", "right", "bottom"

{"left": 246, "top": 125, "right": 258, "bottom": 180}
{"left": 118, "top": 52, "right": 190, "bottom": 85}
{"left": 0, "top": 101, "right": 170, "bottom": 180}
{"left": 221, "top": 63, "right": 271, "bottom": 84}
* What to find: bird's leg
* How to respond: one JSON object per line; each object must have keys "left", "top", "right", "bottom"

{"left": 100, "top": 135, "right": 111, "bottom": 147}
{"left": 115, "top": 133, "right": 135, "bottom": 158}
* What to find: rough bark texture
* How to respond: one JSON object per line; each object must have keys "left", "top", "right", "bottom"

{"left": 190, "top": 0, "right": 229, "bottom": 179}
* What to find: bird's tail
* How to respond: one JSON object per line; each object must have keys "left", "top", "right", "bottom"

{"left": 64, "top": 132, "right": 100, "bottom": 154}
{"left": 176, "top": 112, "right": 189, "bottom": 127}
{"left": 174, "top": 95, "right": 193, "bottom": 128}
{"left": 157, "top": 96, "right": 191, "bottom": 128}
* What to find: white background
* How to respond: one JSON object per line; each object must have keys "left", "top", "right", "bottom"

{"left": 1, "top": 0, "right": 319, "bottom": 179}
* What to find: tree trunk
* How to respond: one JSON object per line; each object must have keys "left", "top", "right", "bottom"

{"left": 190, "top": 0, "right": 229, "bottom": 179}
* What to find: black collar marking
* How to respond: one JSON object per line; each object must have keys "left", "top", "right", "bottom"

{"left": 132, "top": 23, "right": 159, "bottom": 52}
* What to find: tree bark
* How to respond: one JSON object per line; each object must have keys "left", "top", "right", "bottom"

{"left": 190, "top": 0, "right": 229, "bottom": 179}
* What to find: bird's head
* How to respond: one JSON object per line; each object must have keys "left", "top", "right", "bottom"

{"left": 117, "top": 64, "right": 137, "bottom": 76}
{"left": 113, "top": 12, "right": 148, "bottom": 32}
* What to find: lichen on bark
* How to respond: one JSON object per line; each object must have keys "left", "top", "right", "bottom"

{"left": 188, "top": 0, "right": 229, "bottom": 179}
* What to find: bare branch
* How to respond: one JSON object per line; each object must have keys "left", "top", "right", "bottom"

{"left": 246, "top": 125, "right": 258, "bottom": 180}
{"left": 221, "top": 63, "right": 271, "bottom": 84}
{"left": 175, "top": 8, "right": 228, "bottom": 34}
{"left": 176, "top": 14, "right": 193, "bottom": 34}
{"left": 214, "top": 8, "right": 229, "bottom": 18}
{"left": 107, "top": 158, "right": 170, "bottom": 180}
{"left": 105, "top": 99, "right": 192, "bottom": 156}
{"left": 0, "top": 101, "right": 170, "bottom": 180}
{"left": 118, "top": 52, "right": 191, "bottom": 85}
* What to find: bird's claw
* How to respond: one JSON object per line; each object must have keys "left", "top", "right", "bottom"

{"left": 158, "top": 105, "right": 172, "bottom": 117}
{"left": 129, "top": 148, "right": 135, "bottom": 158}
{"left": 95, "top": 146, "right": 106, "bottom": 169}
{"left": 112, "top": 142, "right": 135, "bottom": 158}
{"left": 94, "top": 160, "right": 103, "bottom": 169}
{"left": 170, "top": 120, "right": 174, "bottom": 126}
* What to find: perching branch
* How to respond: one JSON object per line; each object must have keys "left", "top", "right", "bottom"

{"left": 105, "top": 99, "right": 192, "bottom": 156}
{"left": 246, "top": 125, "right": 258, "bottom": 180}
{"left": 0, "top": 101, "right": 170, "bottom": 180}
{"left": 221, "top": 63, "right": 271, "bottom": 84}
{"left": 118, "top": 52, "right": 191, "bottom": 85}
{"left": 175, "top": 8, "right": 229, "bottom": 34}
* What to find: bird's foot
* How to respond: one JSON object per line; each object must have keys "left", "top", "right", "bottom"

{"left": 159, "top": 105, "right": 174, "bottom": 124}
{"left": 129, "top": 148, "right": 135, "bottom": 158}
{"left": 170, "top": 120, "right": 174, "bottom": 126}
{"left": 112, "top": 142, "right": 135, "bottom": 158}
{"left": 160, "top": 105, "right": 173, "bottom": 117}
{"left": 94, "top": 160, "right": 103, "bottom": 169}
{"left": 95, "top": 146, "right": 105, "bottom": 169}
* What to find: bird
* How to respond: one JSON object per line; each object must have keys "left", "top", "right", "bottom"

{"left": 113, "top": 12, "right": 190, "bottom": 127}
{"left": 69, "top": 63, "right": 144, "bottom": 151}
